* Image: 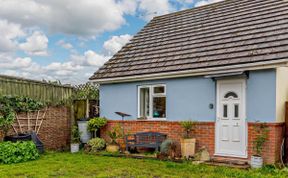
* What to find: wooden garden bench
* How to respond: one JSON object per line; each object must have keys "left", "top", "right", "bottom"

{"left": 125, "top": 132, "right": 167, "bottom": 152}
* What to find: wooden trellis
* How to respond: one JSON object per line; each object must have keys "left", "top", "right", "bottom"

{"left": 12, "top": 108, "right": 48, "bottom": 135}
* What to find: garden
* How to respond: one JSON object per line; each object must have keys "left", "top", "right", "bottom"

{"left": 0, "top": 80, "right": 287, "bottom": 178}
{"left": 0, "top": 152, "right": 288, "bottom": 178}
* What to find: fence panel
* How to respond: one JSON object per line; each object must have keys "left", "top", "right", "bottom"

{"left": 0, "top": 75, "right": 74, "bottom": 103}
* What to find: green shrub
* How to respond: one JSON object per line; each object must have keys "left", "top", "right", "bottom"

{"left": 88, "top": 117, "right": 107, "bottom": 137}
{"left": 71, "top": 126, "right": 81, "bottom": 143}
{"left": 87, "top": 138, "right": 106, "bottom": 152}
{"left": 0, "top": 107, "right": 15, "bottom": 136}
{"left": 0, "top": 141, "right": 39, "bottom": 164}
{"left": 253, "top": 122, "right": 269, "bottom": 156}
{"left": 160, "top": 139, "right": 177, "bottom": 159}
{"left": 107, "top": 124, "right": 123, "bottom": 145}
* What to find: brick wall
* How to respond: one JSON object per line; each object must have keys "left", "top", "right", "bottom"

{"left": 37, "top": 106, "right": 71, "bottom": 150}
{"left": 101, "top": 120, "right": 284, "bottom": 164}
{"left": 101, "top": 121, "right": 214, "bottom": 156}
{"left": 248, "top": 122, "right": 284, "bottom": 164}
{"left": 1, "top": 106, "right": 71, "bottom": 150}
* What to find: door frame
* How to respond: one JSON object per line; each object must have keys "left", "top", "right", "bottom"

{"left": 215, "top": 78, "right": 248, "bottom": 158}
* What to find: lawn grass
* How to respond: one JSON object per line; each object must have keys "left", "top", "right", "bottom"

{"left": 0, "top": 152, "right": 288, "bottom": 178}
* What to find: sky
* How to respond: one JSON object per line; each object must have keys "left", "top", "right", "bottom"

{"left": 0, "top": 0, "right": 223, "bottom": 85}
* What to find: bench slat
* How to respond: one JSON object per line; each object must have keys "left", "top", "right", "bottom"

{"left": 125, "top": 132, "right": 167, "bottom": 152}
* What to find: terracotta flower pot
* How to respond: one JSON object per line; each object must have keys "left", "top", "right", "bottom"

{"left": 106, "top": 144, "right": 120, "bottom": 153}
{"left": 180, "top": 138, "right": 196, "bottom": 159}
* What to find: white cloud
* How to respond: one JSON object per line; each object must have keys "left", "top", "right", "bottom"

{"left": 57, "top": 40, "right": 73, "bottom": 50}
{"left": 19, "top": 31, "right": 48, "bottom": 56}
{"left": 103, "top": 34, "right": 132, "bottom": 55}
{"left": 0, "top": 57, "right": 32, "bottom": 69}
{"left": 195, "top": 0, "right": 223, "bottom": 7}
{"left": 0, "top": 0, "right": 134, "bottom": 37}
{"left": 118, "top": 0, "right": 138, "bottom": 15}
{"left": 177, "top": 0, "right": 194, "bottom": 4}
{"left": 85, "top": 50, "right": 110, "bottom": 67}
{"left": 70, "top": 50, "right": 110, "bottom": 67}
{"left": 45, "top": 62, "right": 81, "bottom": 71}
{"left": 138, "top": 0, "right": 175, "bottom": 21}
{"left": 1, "top": 70, "right": 31, "bottom": 78}
{"left": 0, "top": 19, "right": 25, "bottom": 52}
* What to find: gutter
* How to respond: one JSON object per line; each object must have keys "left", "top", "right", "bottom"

{"left": 90, "top": 59, "right": 288, "bottom": 84}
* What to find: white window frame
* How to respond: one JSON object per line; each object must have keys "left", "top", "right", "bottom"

{"left": 137, "top": 84, "right": 166, "bottom": 120}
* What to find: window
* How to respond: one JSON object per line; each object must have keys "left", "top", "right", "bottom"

{"left": 234, "top": 104, "right": 239, "bottom": 118}
{"left": 139, "top": 87, "right": 150, "bottom": 117}
{"left": 223, "top": 104, "right": 228, "bottom": 118}
{"left": 138, "top": 85, "right": 166, "bottom": 119}
{"left": 224, "top": 91, "right": 238, "bottom": 99}
{"left": 153, "top": 86, "right": 165, "bottom": 94}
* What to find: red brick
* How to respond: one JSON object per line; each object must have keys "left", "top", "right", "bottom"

{"left": 0, "top": 106, "right": 71, "bottom": 150}
{"left": 101, "top": 120, "right": 284, "bottom": 164}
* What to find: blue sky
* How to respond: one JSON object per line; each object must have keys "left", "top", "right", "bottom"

{"left": 0, "top": 0, "right": 222, "bottom": 84}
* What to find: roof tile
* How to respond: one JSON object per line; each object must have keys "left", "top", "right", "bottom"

{"left": 90, "top": 0, "right": 288, "bottom": 80}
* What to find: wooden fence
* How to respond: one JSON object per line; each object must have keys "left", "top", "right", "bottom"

{"left": 0, "top": 75, "right": 74, "bottom": 103}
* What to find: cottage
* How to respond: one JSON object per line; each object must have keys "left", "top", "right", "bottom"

{"left": 90, "top": 0, "right": 288, "bottom": 164}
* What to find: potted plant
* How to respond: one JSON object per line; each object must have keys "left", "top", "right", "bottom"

{"left": 88, "top": 117, "right": 107, "bottom": 138}
{"left": 71, "top": 126, "right": 81, "bottom": 153}
{"left": 87, "top": 137, "right": 106, "bottom": 152}
{"left": 106, "top": 124, "right": 122, "bottom": 153}
{"left": 180, "top": 120, "right": 196, "bottom": 159}
{"left": 251, "top": 122, "right": 269, "bottom": 168}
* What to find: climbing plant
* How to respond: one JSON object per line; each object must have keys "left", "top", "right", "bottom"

{"left": 0, "top": 95, "right": 46, "bottom": 136}
{"left": 0, "top": 107, "right": 15, "bottom": 136}
{"left": 73, "top": 83, "right": 99, "bottom": 101}
{"left": 0, "top": 96, "right": 45, "bottom": 112}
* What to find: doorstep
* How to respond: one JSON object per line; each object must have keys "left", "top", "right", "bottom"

{"left": 203, "top": 156, "right": 250, "bottom": 169}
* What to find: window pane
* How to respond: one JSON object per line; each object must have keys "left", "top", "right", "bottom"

{"left": 153, "top": 86, "right": 165, "bottom": 94}
{"left": 223, "top": 104, "right": 228, "bottom": 118}
{"left": 234, "top": 104, "right": 239, "bottom": 118}
{"left": 224, "top": 91, "right": 238, "bottom": 99}
{"left": 153, "top": 97, "right": 166, "bottom": 118}
{"left": 140, "top": 88, "right": 150, "bottom": 117}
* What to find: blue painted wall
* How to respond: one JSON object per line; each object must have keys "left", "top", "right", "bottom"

{"left": 100, "top": 69, "right": 276, "bottom": 122}
{"left": 247, "top": 70, "right": 276, "bottom": 122}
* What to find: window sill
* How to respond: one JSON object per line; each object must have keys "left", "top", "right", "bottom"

{"left": 146, "top": 118, "right": 167, "bottom": 121}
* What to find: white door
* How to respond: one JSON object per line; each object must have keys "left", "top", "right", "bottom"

{"left": 215, "top": 79, "right": 247, "bottom": 158}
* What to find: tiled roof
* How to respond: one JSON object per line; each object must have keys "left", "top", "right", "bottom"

{"left": 90, "top": 0, "right": 288, "bottom": 81}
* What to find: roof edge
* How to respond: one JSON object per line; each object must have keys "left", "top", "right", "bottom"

{"left": 90, "top": 59, "right": 288, "bottom": 84}
{"left": 154, "top": 0, "right": 229, "bottom": 20}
